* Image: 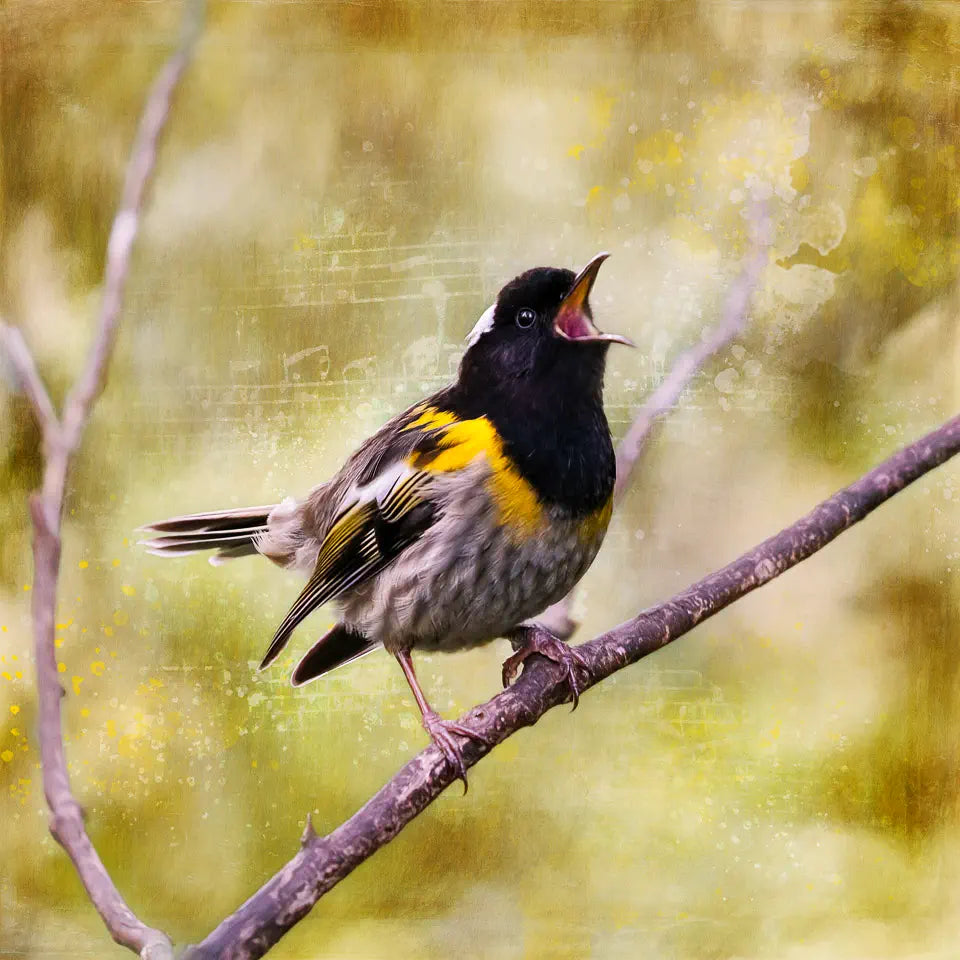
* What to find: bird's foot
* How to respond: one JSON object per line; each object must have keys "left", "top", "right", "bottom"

{"left": 501, "top": 625, "right": 591, "bottom": 710}
{"left": 421, "top": 711, "right": 491, "bottom": 792}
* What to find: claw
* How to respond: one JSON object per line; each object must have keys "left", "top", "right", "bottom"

{"left": 421, "top": 711, "right": 491, "bottom": 792}
{"left": 502, "top": 625, "right": 591, "bottom": 710}
{"left": 394, "top": 648, "right": 492, "bottom": 791}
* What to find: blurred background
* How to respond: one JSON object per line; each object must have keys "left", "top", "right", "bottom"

{"left": 2, "top": 1, "right": 959, "bottom": 957}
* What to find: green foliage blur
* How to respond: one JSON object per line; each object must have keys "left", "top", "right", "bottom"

{"left": 1, "top": 1, "right": 958, "bottom": 957}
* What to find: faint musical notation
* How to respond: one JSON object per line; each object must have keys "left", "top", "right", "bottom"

{"left": 253, "top": 662, "right": 744, "bottom": 760}
{"left": 126, "top": 228, "right": 492, "bottom": 460}
{"left": 282, "top": 345, "right": 331, "bottom": 382}
{"left": 628, "top": 669, "right": 740, "bottom": 736}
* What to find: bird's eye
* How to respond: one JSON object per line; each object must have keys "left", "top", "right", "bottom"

{"left": 516, "top": 308, "right": 537, "bottom": 328}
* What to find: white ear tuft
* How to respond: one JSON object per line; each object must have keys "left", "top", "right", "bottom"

{"left": 465, "top": 304, "right": 496, "bottom": 346}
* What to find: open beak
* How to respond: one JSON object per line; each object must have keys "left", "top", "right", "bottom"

{"left": 553, "top": 252, "right": 634, "bottom": 346}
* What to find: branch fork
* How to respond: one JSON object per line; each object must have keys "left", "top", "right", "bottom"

{"left": 1, "top": 4, "right": 203, "bottom": 957}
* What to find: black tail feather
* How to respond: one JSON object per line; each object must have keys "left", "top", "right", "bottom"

{"left": 290, "top": 623, "right": 380, "bottom": 685}
{"left": 140, "top": 505, "right": 274, "bottom": 562}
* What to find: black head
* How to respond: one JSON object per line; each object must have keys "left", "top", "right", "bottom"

{"left": 459, "top": 253, "right": 632, "bottom": 395}
{"left": 445, "top": 254, "right": 631, "bottom": 514}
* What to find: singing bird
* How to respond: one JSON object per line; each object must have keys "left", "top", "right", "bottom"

{"left": 143, "top": 254, "right": 631, "bottom": 783}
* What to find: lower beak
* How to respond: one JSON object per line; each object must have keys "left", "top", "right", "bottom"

{"left": 553, "top": 252, "right": 634, "bottom": 346}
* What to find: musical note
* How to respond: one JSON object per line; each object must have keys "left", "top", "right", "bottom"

{"left": 342, "top": 356, "right": 378, "bottom": 382}
{"left": 283, "top": 345, "right": 331, "bottom": 382}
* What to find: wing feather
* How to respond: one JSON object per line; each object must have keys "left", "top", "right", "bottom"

{"left": 258, "top": 395, "right": 493, "bottom": 672}
{"left": 258, "top": 470, "right": 436, "bottom": 669}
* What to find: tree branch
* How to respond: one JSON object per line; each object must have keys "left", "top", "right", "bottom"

{"left": 184, "top": 414, "right": 960, "bottom": 960}
{"left": 60, "top": 4, "right": 204, "bottom": 453}
{"left": 2, "top": 4, "right": 203, "bottom": 957}
{"left": 0, "top": 325, "right": 60, "bottom": 439}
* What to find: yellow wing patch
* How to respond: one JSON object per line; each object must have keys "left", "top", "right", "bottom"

{"left": 578, "top": 495, "right": 613, "bottom": 544}
{"left": 403, "top": 406, "right": 460, "bottom": 432}
{"left": 405, "top": 406, "right": 545, "bottom": 536}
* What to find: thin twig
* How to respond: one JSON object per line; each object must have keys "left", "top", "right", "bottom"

{"left": 541, "top": 206, "right": 772, "bottom": 638}
{"left": 615, "top": 207, "right": 771, "bottom": 497}
{"left": 183, "top": 414, "right": 960, "bottom": 960}
{"left": 60, "top": 4, "right": 204, "bottom": 453}
{"left": 3, "top": 4, "right": 204, "bottom": 957}
{"left": 0, "top": 324, "right": 61, "bottom": 439}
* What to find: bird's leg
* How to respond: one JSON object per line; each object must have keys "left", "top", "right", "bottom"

{"left": 394, "top": 649, "right": 490, "bottom": 790}
{"left": 502, "top": 623, "right": 591, "bottom": 710}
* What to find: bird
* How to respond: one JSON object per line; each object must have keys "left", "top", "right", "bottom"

{"left": 142, "top": 253, "right": 632, "bottom": 786}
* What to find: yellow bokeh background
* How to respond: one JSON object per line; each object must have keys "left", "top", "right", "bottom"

{"left": 1, "top": 2, "right": 959, "bottom": 957}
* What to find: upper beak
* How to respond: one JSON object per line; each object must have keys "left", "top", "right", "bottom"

{"left": 553, "top": 252, "right": 634, "bottom": 346}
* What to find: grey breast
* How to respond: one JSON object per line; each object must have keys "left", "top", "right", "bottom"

{"left": 337, "top": 461, "right": 603, "bottom": 653}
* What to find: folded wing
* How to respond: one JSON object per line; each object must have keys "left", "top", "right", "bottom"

{"left": 258, "top": 466, "right": 437, "bottom": 669}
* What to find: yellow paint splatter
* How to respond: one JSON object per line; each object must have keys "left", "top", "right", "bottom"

{"left": 90, "top": 661, "right": 105, "bottom": 676}
{"left": 1, "top": 751, "right": 13, "bottom": 763}
{"left": 121, "top": 584, "right": 136, "bottom": 597}
{"left": 585, "top": 184, "right": 605, "bottom": 205}
{"left": 9, "top": 705, "right": 19, "bottom": 715}
{"left": 78, "top": 561, "right": 88, "bottom": 569}
{"left": 57, "top": 662, "right": 66, "bottom": 674}
{"left": 790, "top": 158, "right": 810, "bottom": 192}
